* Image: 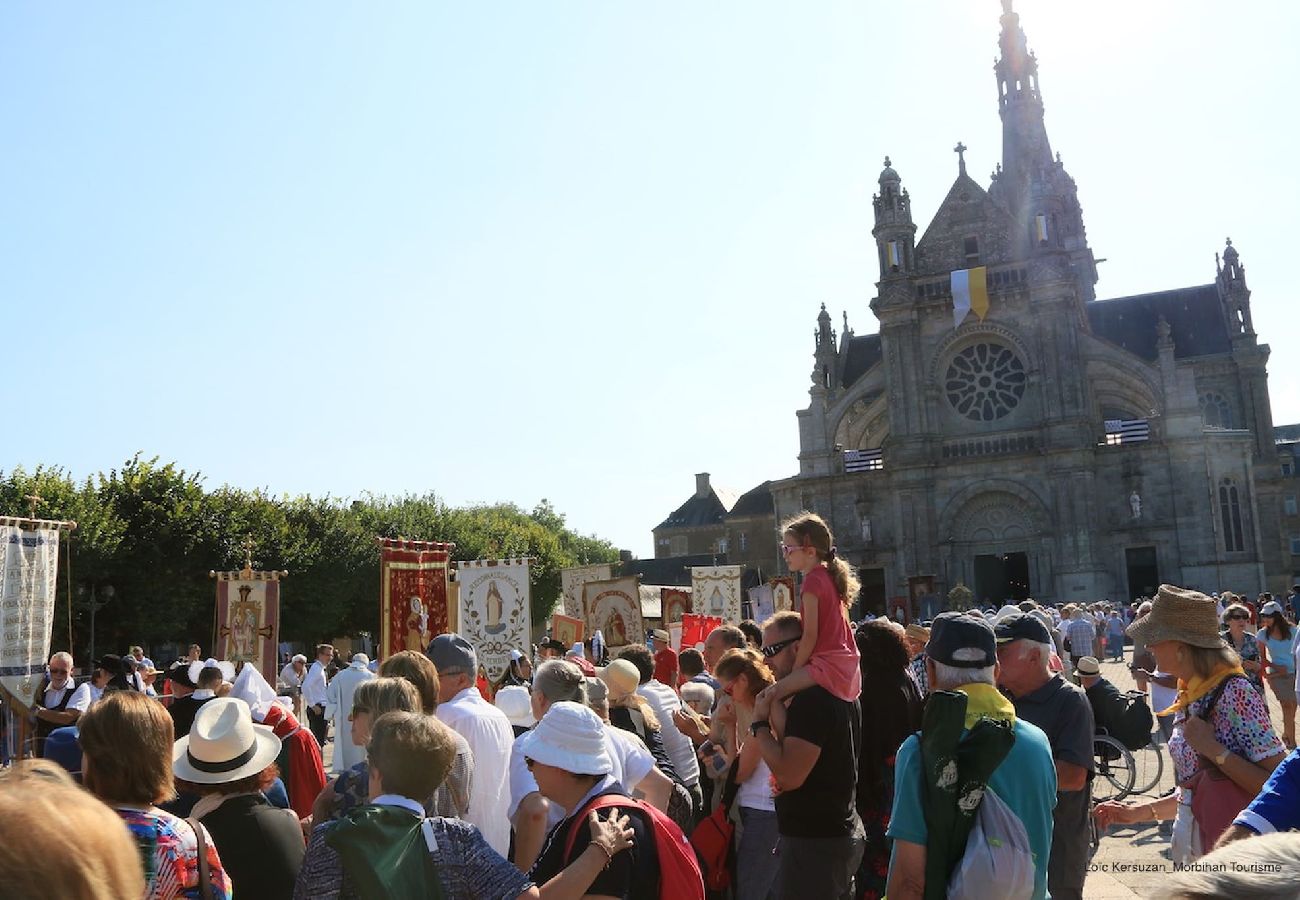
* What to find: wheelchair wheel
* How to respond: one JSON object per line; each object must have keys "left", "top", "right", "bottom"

{"left": 1129, "top": 734, "right": 1166, "bottom": 796}
{"left": 1092, "top": 734, "right": 1136, "bottom": 802}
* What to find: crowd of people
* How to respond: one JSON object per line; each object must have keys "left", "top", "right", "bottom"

{"left": 6, "top": 519, "right": 1300, "bottom": 899}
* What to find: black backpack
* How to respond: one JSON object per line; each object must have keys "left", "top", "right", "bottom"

{"left": 1107, "top": 690, "right": 1154, "bottom": 751}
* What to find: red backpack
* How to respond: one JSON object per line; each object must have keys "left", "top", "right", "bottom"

{"left": 563, "top": 794, "right": 705, "bottom": 900}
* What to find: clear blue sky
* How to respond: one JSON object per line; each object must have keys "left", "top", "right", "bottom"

{"left": 4, "top": 1, "right": 1297, "bottom": 556}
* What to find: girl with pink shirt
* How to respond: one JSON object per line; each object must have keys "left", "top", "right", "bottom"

{"left": 763, "top": 512, "right": 861, "bottom": 703}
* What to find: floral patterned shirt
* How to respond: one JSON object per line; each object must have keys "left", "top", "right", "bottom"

{"left": 1168, "top": 675, "right": 1285, "bottom": 785}
{"left": 115, "top": 806, "right": 232, "bottom": 900}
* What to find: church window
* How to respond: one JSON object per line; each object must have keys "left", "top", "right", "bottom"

{"left": 1219, "top": 478, "right": 1245, "bottom": 552}
{"left": 963, "top": 236, "right": 981, "bottom": 265}
{"left": 944, "top": 342, "right": 1028, "bottom": 422}
{"left": 1199, "top": 392, "right": 1233, "bottom": 429}
{"left": 1286, "top": 496, "right": 1297, "bottom": 517}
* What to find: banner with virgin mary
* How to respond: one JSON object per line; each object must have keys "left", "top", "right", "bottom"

{"left": 691, "top": 565, "right": 743, "bottom": 624}
{"left": 379, "top": 539, "right": 453, "bottom": 662}
{"left": 581, "top": 576, "right": 643, "bottom": 648}
{"left": 456, "top": 558, "right": 531, "bottom": 683}
{"left": 213, "top": 570, "right": 282, "bottom": 684}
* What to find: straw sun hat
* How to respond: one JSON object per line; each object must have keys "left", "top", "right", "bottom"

{"left": 1126, "top": 584, "right": 1225, "bottom": 650}
{"left": 172, "top": 697, "right": 281, "bottom": 784}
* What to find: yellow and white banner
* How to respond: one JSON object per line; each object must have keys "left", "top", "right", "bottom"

{"left": 691, "top": 565, "right": 743, "bottom": 624}
{"left": 581, "top": 576, "right": 644, "bottom": 647}
{"left": 560, "top": 563, "right": 614, "bottom": 619}
{"left": 457, "top": 558, "right": 531, "bottom": 683}
{"left": 951, "top": 265, "right": 989, "bottom": 328}
{"left": 0, "top": 525, "right": 60, "bottom": 708}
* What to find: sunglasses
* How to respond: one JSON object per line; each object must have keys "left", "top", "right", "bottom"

{"left": 1226, "top": 614, "right": 1250, "bottom": 621}
{"left": 779, "top": 544, "right": 804, "bottom": 556}
{"left": 761, "top": 636, "right": 801, "bottom": 658}
{"left": 48, "top": 668, "right": 68, "bottom": 675}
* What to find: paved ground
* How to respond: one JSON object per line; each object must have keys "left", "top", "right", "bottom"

{"left": 1082, "top": 646, "right": 1289, "bottom": 898}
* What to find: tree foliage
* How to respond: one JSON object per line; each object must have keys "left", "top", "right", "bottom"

{"left": 0, "top": 456, "right": 620, "bottom": 661}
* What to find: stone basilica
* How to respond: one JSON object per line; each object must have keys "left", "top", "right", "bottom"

{"left": 768, "top": 2, "right": 1284, "bottom": 614}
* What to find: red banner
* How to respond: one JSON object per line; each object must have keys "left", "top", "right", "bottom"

{"left": 681, "top": 613, "right": 723, "bottom": 651}
{"left": 214, "top": 575, "right": 281, "bottom": 685}
{"left": 379, "top": 539, "right": 454, "bottom": 661}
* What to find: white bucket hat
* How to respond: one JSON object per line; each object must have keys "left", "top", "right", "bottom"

{"left": 172, "top": 697, "right": 282, "bottom": 784}
{"left": 494, "top": 685, "right": 535, "bottom": 729}
{"left": 515, "top": 701, "right": 611, "bottom": 776}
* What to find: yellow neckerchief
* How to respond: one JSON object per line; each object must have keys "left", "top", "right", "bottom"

{"left": 1158, "top": 662, "right": 1246, "bottom": 717}
{"left": 954, "top": 682, "right": 1016, "bottom": 728}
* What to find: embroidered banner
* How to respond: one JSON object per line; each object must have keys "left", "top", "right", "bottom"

{"left": 661, "top": 587, "right": 691, "bottom": 625}
{"left": 213, "top": 571, "right": 282, "bottom": 684}
{"left": 379, "top": 539, "right": 453, "bottom": 662}
{"left": 747, "top": 584, "right": 774, "bottom": 624}
{"left": 0, "top": 525, "right": 60, "bottom": 711}
{"left": 691, "top": 565, "right": 743, "bottom": 624}
{"left": 560, "top": 564, "right": 614, "bottom": 619}
{"left": 457, "top": 558, "right": 531, "bottom": 683}
{"left": 551, "top": 613, "right": 584, "bottom": 649}
{"left": 771, "top": 576, "right": 796, "bottom": 613}
{"left": 581, "top": 576, "right": 644, "bottom": 648}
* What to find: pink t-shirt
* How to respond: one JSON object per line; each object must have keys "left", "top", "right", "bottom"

{"left": 801, "top": 566, "right": 862, "bottom": 702}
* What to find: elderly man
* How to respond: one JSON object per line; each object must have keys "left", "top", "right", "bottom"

{"left": 887, "top": 612, "right": 1056, "bottom": 900}
{"left": 278, "top": 653, "right": 308, "bottom": 716}
{"left": 996, "top": 612, "right": 1093, "bottom": 900}
{"left": 751, "top": 610, "right": 863, "bottom": 899}
{"left": 301, "top": 643, "right": 333, "bottom": 747}
{"left": 31, "top": 651, "right": 80, "bottom": 755}
{"left": 324, "top": 652, "right": 374, "bottom": 773}
{"left": 128, "top": 645, "right": 153, "bottom": 671}
{"left": 429, "top": 632, "right": 515, "bottom": 856}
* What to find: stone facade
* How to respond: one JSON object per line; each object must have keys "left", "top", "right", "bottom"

{"left": 769, "top": 3, "right": 1287, "bottom": 613}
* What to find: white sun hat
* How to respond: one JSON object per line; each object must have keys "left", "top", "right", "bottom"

{"left": 515, "top": 701, "right": 611, "bottom": 776}
{"left": 494, "top": 685, "right": 535, "bottom": 729}
{"left": 172, "top": 697, "right": 282, "bottom": 784}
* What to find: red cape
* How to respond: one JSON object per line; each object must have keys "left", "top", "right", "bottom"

{"left": 261, "top": 704, "right": 327, "bottom": 819}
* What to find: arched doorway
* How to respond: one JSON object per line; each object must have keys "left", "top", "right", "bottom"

{"left": 947, "top": 490, "right": 1044, "bottom": 606}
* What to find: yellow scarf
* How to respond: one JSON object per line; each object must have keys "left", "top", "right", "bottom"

{"left": 1158, "top": 663, "right": 1246, "bottom": 717}
{"left": 954, "top": 682, "right": 1016, "bottom": 728}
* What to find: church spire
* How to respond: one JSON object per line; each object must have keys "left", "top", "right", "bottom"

{"left": 871, "top": 157, "right": 916, "bottom": 279}
{"left": 994, "top": 0, "right": 1053, "bottom": 224}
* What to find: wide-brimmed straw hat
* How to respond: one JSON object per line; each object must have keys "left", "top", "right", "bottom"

{"left": 172, "top": 697, "right": 281, "bottom": 784}
{"left": 1127, "top": 584, "right": 1224, "bottom": 650}
{"left": 599, "top": 659, "right": 641, "bottom": 699}
{"left": 905, "top": 623, "right": 930, "bottom": 643}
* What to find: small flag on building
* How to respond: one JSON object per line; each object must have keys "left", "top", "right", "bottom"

{"left": 951, "top": 265, "right": 989, "bottom": 328}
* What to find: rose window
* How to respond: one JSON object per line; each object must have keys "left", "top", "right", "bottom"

{"left": 945, "top": 343, "right": 1027, "bottom": 421}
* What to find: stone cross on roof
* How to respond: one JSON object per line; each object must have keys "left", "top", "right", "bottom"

{"left": 954, "top": 141, "right": 968, "bottom": 175}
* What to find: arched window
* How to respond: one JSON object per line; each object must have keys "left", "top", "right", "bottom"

{"left": 1199, "top": 392, "right": 1233, "bottom": 429}
{"left": 1219, "top": 477, "right": 1245, "bottom": 552}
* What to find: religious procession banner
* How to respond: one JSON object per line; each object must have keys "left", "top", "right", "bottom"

{"left": 379, "top": 539, "right": 453, "bottom": 661}
{"left": 771, "top": 576, "right": 796, "bottom": 613}
{"left": 681, "top": 613, "right": 723, "bottom": 652}
{"left": 747, "top": 583, "right": 774, "bottom": 625}
{"left": 661, "top": 587, "right": 692, "bottom": 625}
{"left": 691, "top": 566, "right": 743, "bottom": 624}
{"left": 457, "top": 558, "right": 531, "bottom": 683}
{"left": 552, "top": 613, "right": 584, "bottom": 649}
{"left": 560, "top": 563, "right": 614, "bottom": 619}
{"left": 212, "top": 570, "right": 282, "bottom": 684}
{"left": 581, "top": 576, "right": 643, "bottom": 648}
{"left": 0, "top": 524, "right": 60, "bottom": 711}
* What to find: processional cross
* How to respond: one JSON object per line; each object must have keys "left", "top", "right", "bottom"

{"left": 23, "top": 491, "right": 43, "bottom": 519}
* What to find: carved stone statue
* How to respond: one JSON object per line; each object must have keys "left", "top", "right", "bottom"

{"left": 1129, "top": 491, "right": 1142, "bottom": 520}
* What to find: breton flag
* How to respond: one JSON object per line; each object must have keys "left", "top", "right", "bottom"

{"left": 951, "top": 265, "right": 989, "bottom": 328}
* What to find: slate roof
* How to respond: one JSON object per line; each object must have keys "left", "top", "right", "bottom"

{"left": 727, "top": 481, "right": 775, "bottom": 519}
{"left": 842, "top": 334, "right": 884, "bottom": 389}
{"left": 1274, "top": 423, "right": 1300, "bottom": 443}
{"left": 622, "top": 555, "right": 724, "bottom": 587}
{"left": 655, "top": 485, "right": 738, "bottom": 530}
{"left": 1087, "top": 285, "right": 1230, "bottom": 361}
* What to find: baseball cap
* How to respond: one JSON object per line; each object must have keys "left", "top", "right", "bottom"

{"left": 426, "top": 633, "right": 477, "bottom": 674}
{"left": 993, "top": 612, "right": 1053, "bottom": 646}
{"left": 925, "top": 611, "right": 997, "bottom": 669}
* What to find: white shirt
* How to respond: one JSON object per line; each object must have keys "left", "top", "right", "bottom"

{"left": 67, "top": 682, "right": 103, "bottom": 713}
{"left": 301, "top": 661, "right": 328, "bottom": 707}
{"left": 436, "top": 687, "right": 515, "bottom": 855}
{"left": 506, "top": 721, "right": 654, "bottom": 825}
{"left": 325, "top": 663, "right": 375, "bottom": 773}
{"left": 637, "top": 680, "right": 700, "bottom": 786}
{"left": 279, "top": 663, "right": 305, "bottom": 689}
{"left": 736, "top": 757, "right": 777, "bottom": 811}
{"left": 41, "top": 680, "right": 75, "bottom": 709}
